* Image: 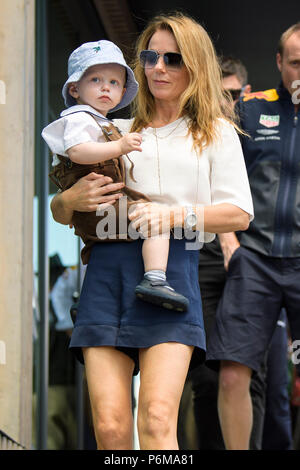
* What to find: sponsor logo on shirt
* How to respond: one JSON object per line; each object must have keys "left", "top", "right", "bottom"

{"left": 259, "top": 114, "right": 280, "bottom": 128}
{"left": 256, "top": 129, "right": 279, "bottom": 136}
{"left": 254, "top": 127, "right": 281, "bottom": 142}
{"left": 243, "top": 89, "right": 279, "bottom": 102}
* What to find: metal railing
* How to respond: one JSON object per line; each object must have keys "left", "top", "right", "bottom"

{"left": 0, "top": 431, "right": 24, "bottom": 451}
{"left": 35, "top": 0, "right": 49, "bottom": 450}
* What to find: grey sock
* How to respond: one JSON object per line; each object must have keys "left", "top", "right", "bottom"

{"left": 144, "top": 270, "right": 174, "bottom": 291}
{"left": 144, "top": 270, "right": 166, "bottom": 281}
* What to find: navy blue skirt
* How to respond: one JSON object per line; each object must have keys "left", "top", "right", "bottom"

{"left": 69, "top": 237, "right": 206, "bottom": 375}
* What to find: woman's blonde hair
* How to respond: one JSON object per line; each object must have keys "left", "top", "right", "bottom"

{"left": 131, "top": 12, "right": 239, "bottom": 153}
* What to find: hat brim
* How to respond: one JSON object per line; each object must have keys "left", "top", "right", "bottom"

{"left": 62, "top": 60, "right": 138, "bottom": 112}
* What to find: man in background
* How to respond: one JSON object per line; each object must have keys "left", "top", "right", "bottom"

{"left": 187, "top": 57, "right": 266, "bottom": 451}
{"left": 178, "top": 55, "right": 292, "bottom": 451}
{"left": 207, "top": 23, "right": 300, "bottom": 450}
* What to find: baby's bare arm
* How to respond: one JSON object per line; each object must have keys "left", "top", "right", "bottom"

{"left": 67, "top": 133, "right": 142, "bottom": 164}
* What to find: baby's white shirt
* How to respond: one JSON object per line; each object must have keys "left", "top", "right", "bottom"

{"left": 42, "top": 105, "right": 111, "bottom": 166}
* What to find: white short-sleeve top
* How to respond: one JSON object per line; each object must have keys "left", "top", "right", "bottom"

{"left": 42, "top": 108, "right": 253, "bottom": 242}
{"left": 41, "top": 105, "right": 110, "bottom": 165}
{"left": 114, "top": 116, "right": 254, "bottom": 241}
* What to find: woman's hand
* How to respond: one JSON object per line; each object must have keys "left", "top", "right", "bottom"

{"left": 128, "top": 202, "right": 181, "bottom": 237}
{"left": 51, "top": 172, "right": 125, "bottom": 225}
{"left": 63, "top": 172, "right": 124, "bottom": 212}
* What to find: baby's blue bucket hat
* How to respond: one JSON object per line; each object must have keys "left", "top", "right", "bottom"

{"left": 62, "top": 40, "right": 138, "bottom": 112}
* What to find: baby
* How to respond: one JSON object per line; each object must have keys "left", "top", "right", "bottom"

{"left": 42, "top": 40, "right": 189, "bottom": 312}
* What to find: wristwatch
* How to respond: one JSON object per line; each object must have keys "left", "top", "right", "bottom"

{"left": 185, "top": 205, "right": 197, "bottom": 230}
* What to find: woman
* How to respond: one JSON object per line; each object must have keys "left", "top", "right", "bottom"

{"left": 51, "top": 13, "right": 253, "bottom": 450}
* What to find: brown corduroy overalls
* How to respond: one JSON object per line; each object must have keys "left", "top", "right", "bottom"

{"left": 49, "top": 113, "right": 150, "bottom": 264}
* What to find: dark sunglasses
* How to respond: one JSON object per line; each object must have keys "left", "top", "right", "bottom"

{"left": 227, "top": 89, "right": 242, "bottom": 101}
{"left": 140, "top": 50, "right": 183, "bottom": 69}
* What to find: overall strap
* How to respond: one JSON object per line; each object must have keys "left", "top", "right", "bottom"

{"left": 87, "top": 113, "right": 136, "bottom": 182}
{"left": 48, "top": 155, "right": 77, "bottom": 189}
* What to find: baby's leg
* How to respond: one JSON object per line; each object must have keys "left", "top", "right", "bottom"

{"left": 135, "top": 236, "right": 189, "bottom": 312}
{"left": 142, "top": 237, "right": 169, "bottom": 272}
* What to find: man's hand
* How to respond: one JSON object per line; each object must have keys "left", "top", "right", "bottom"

{"left": 218, "top": 232, "right": 240, "bottom": 271}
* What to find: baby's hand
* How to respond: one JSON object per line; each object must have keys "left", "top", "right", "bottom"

{"left": 119, "top": 133, "right": 142, "bottom": 154}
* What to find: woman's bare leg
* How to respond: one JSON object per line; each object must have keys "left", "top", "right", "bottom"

{"left": 83, "top": 346, "right": 135, "bottom": 450}
{"left": 137, "top": 342, "right": 193, "bottom": 450}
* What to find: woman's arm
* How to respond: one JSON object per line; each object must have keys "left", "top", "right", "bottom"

{"left": 128, "top": 202, "right": 250, "bottom": 237}
{"left": 200, "top": 203, "right": 250, "bottom": 233}
{"left": 51, "top": 172, "right": 125, "bottom": 225}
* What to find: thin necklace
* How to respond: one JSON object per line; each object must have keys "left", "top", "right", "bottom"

{"left": 153, "top": 117, "right": 185, "bottom": 195}
{"left": 153, "top": 117, "right": 185, "bottom": 139}
{"left": 154, "top": 127, "right": 162, "bottom": 195}
{"left": 154, "top": 118, "right": 199, "bottom": 204}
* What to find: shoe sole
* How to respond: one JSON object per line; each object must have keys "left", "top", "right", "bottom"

{"left": 135, "top": 288, "right": 188, "bottom": 312}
